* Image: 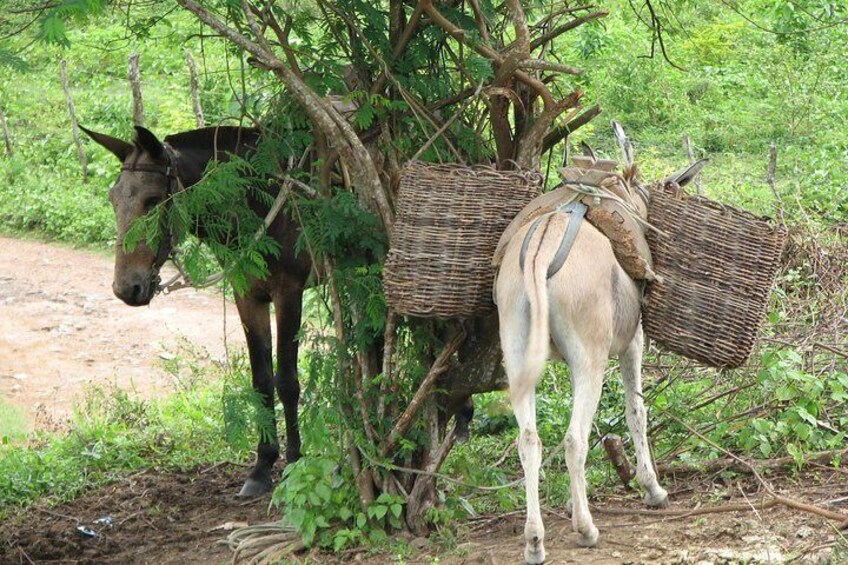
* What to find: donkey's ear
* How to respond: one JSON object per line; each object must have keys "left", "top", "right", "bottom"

{"left": 580, "top": 141, "right": 597, "bottom": 161}
{"left": 134, "top": 126, "right": 165, "bottom": 159}
{"left": 79, "top": 125, "right": 133, "bottom": 162}
{"left": 611, "top": 120, "right": 634, "bottom": 166}
{"left": 663, "top": 159, "right": 708, "bottom": 187}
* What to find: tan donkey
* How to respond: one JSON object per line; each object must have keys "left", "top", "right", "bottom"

{"left": 494, "top": 122, "right": 705, "bottom": 563}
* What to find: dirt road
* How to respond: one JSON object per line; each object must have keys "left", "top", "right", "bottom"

{"left": 0, "top": 236, "right": 245, "bottom": 431}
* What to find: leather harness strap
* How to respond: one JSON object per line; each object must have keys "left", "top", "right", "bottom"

{"left": 519, "top": 200, "right": 588, "bottom": 280}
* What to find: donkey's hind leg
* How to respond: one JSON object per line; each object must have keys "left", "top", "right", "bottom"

{"left": 512, "top": 388, "right": 545, "bottom": 564}
{"left": 501, "top": 307, "right": 546, "bottom": 564}
{"left": 620, "top": 325, "right": 668, "bottom": 508}
{"left": 563, "top": 351, "right": 604, "bottom": 548}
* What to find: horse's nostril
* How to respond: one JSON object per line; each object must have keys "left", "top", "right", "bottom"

{"left": 131, "top": 284, "right": 144, "bottom": 302}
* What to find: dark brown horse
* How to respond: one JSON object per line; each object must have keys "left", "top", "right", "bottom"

{"left": 80, "top": 125, "right": 311, "bottom": 497}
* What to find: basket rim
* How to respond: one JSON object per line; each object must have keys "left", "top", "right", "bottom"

{"left": 654, "top": 182, "right": 787, "bottom": 234}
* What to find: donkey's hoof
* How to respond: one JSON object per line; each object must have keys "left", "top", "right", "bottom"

{"left": 576, "top": 525, "right": 599, "bottom": 548}
{"left": 238, "top": 476, "right": 273, "bottom": 498}
{"left": 524, "top": 540, "right": 546, "bottom": 564}
{"left": 645, "top": 489, "right": 669, "bottom": 509}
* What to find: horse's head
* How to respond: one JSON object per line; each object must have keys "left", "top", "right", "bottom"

{"left": 81, "top": 126, "right": 176, "bottom": 306}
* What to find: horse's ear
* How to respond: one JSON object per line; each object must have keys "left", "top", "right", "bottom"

{"left": 79, "top": 126, "right": 133, "bottom": 162}
{"left": 134, "top": 126, "right": 165, "bottom": 159}
{"left": 663, "top": 159, "right": 708, "bottom": 188}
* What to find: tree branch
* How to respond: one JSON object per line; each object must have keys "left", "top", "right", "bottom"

{"left": 541, "top": 103, "right": 602, "bottom": 152}
{"left": 380, "top": 330, "right": 466, "bottom": 458}
{"left": 174, "top": 0, "right": 394, "bottom": 230}
{"left": 422, "top": 0, "right": 553, "bottom": 107}
{"left": 530, "top": 10, "right": 608, "bottom": 50}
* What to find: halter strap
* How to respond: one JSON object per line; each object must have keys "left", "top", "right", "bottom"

{"left": 121, "top": 144, "right": 182, "bottom": 275}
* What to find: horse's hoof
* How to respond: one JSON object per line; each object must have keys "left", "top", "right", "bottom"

{"left": 238, "top": 477, "right": 273, "bottom": 498}
{"left": 576, "top": 525, "right": 599, "bottom": 548}
{"left": 645, "top": 489, "right": 669, "bottom": 509}
{"left": 524, "top": 541, "right": 546, "bottom": 564}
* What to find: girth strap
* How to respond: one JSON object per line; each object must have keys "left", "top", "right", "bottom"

{"left": 519, "top": 200, "right": 588, "bottom": 280}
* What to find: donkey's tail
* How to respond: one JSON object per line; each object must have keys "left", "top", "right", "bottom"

{"left": 511, "top": 217, "right": 554, "bottom": 404}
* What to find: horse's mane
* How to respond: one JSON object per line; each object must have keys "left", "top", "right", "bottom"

{"left": 163, "top": 126, "right": 260, "bottom": 153}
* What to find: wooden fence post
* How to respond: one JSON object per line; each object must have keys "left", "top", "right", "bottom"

{"left": 184, "top": 50, "right": 205, "bottom": 127}
{"left": 0, "top": 105, "right": 11, "bottom": 157}
{"left": 60, "top": 60, "right": 87, "bottom": 182}
{"left": 682, "top": 133, "right": 701, "bottom": 195}
{"left": 129, "top": 52, "right": 145, "bottom": 126}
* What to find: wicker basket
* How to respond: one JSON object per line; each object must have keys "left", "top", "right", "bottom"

{"left": 642, "top": 183, "right": 787, "bottom": 369}
{"left": 384, "top": 161, "right": 543, "bottom": 318}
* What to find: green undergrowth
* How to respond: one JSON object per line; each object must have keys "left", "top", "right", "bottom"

{"left": 0, "top": 354, "right": 258, "bottom": 517}
{"left": 0, "top": 398, "right": 27, "bottom": 445}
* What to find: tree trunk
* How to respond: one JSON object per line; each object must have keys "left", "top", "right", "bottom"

{"left": 59, "top": 60, "right": 87, "bottom": 182}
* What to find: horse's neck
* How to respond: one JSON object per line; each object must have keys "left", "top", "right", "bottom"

{"left": 169, "top": 128, "right": 258, "bottom": 188}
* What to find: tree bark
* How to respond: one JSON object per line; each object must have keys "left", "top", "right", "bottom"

{"left": 129, "top": 53, "right": 145, "bottom": 126}
{"left": 59, "top": 60, "right": 87, "bottom": 182}
{"left": 184, "top": 50, "right": 205, "bottom": 128}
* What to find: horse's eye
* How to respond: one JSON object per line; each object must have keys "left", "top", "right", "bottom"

{"left": 143, "top": 196, "right": 162, "bottom": 211}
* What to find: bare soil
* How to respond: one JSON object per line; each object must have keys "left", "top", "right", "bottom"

{"left": 0, "top": 466, "right": 844, "bottom": 564}
{"left": 0, "top": 236, "right": 845, "bottom": 564}
{"left": 0, "top": 235, "right": 245, "bottom": 432}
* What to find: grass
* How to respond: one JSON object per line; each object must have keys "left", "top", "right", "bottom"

{"left": 0, "top": 356, "right": 256, "bottom": 517}
{"left": 0, "top": 397, "right": 27, "bottom": 444}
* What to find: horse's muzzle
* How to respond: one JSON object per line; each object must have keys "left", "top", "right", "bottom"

{"left": 113, "top": 275, "right": 156, "bottom": 306}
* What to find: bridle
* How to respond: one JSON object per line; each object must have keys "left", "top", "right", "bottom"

{"left": 119, "top": 144, "right": 183, "bottom": 292}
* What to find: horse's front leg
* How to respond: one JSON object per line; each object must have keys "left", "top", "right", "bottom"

{"left": 235, "top": 295, "right": 279, "bottom": 497}
{"left": 274, "top": 286, "right": 304, "bottom": 463}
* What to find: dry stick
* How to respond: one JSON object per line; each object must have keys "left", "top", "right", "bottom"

{"left": 129, "top": 53, "right": 144, "bottom": 126}
{"left": 0, "top": 105, "right": 12, "bottom": 156}
{"left": 59, "top": 60, "right": 87, "bottom": 182}
{"left": 815, "top": 342, "right": 848, "bottom": 359}
{"left": 767, "top": 143, "right": 785, "bottom": 222}
{"left": 657, "top": 448, "right": 848, "bottom": 478}
{"left": 593, "top": 498, "right": 779, "bottom": 518}
{"left": 660, "top": 409, "right": 848, "bottom": 524}
{"left": 184, "top": 50, "right": 205, "bottom": 127}
{"left": 380, "top": 330, "right": 466, "bottom": 458}
{"left": 682, "top": 133, "right": 701, "bottom": 195}
{"left": 603, "top": 434, "right": 635, "bottom": 488}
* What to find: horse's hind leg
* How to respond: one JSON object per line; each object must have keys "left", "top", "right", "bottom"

{"left": 235, "top": 295, "right": 279, "bottom": 497}
{"left": 273, "top": 285, "right": 304, "bottom": 463}
{"left": 620, "top": 325, "right": 668, "bottom": 508}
